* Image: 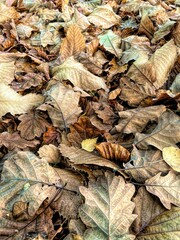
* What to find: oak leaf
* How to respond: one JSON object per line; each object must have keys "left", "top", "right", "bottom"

{"left": 79, "top": 171, "right": 137, "bottom": 240}
{"left": 18, "top": 110, "right": 50, "bottom": 140}
{"left": 137, "top": 207, "right": 180, "bottom": 240}
{"left": 146, "top": 171, "right": 180, "bottom": 209}
{"left": 52, "top": 57, "right": 107, "bottom": 91}
{"left": 0, "top": 83, "right": 44, "bottom": 118}
{"left": 135, "top": 111, "right": 180, "bottom": 150}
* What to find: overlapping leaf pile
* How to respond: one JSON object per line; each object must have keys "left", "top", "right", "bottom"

{"left": 0, "top": 0, "right": 179, "bottom": 239}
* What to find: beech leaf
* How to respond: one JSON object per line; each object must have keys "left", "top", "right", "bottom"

{"left": 87, "top": 5, "right": 120, "bottom": 29}
{"left": 0, "top": 83, "right": 44, "bottom": 118}
{"left": 145, "top": 171, "right": 180, "bottom": 209}
{"left": 112, "top": 105, "right": 166, "bottom": 134}
{"left": 162, "top": 147, "right": 180, "bottom": 172}
{"left": 98, "top": 30, "right": 122, "bottom": 58}
{"left": 135, "top": 111, "right": 180, "bottom": 150}
{"left": 52, "top": 57, "right": 108, "bottom": 91}
{"left": 0, "top": 3, "right": 20, "bottom": 23}
{"left": 79, "top": 171, "right": 137, "bottom": 240}
{"left": 137, "top": 207, "right": 180, "bottom": 240}
{"left": 60, "top": 24, "right": 86, "bottom": 60}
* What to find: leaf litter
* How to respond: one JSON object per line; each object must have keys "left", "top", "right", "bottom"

{"left": 0, "top": 0, "right": 179, "bottom": 239}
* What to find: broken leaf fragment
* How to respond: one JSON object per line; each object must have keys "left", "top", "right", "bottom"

{"left": 0, "top": 3, "right": 20, "bottom": 23}
{"left": 79, "top": 171, "right": 136, "bottom": 240}
{"left": 162, "top": 146, "right": 180, "bottom": 172}
{"left": 81, "top": 138, "right": 98, "bottom": 152}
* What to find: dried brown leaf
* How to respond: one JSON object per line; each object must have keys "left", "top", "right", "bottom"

{"left": 60, "top": 24, "right": 85, "bottom": 60}
{"left": 95, "top": 142, "right": 130, "bottom": 162}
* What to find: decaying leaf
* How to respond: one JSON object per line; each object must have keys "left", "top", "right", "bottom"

{"left": 52, "top": 57, "right": 108, "bottom": 92}
{"left": 38, "top": 144, "right": 60, "bottom": 164}
{"left": 0, "top": 83, "right": 44, "bottom": 118}
{"left": 137, "top": 207, "right": 180, "bottom": 239}
{"left": 135, "top": 111, "right": 180, "bottom": 150}
{"left": 112, "top": 105, "right": 166, "bottom": 134}
{"left": 79, "top": 171, "right": 137, "bottom": 240}
{"left": 87, "top": 5, "right": 120, "bottom": 29}
{"left": 146, "top": 171, "right": 180, "bottom": 209}
{"left": 18, "top": 110, "right": 50, "bottom": 140}
{"left": 95, "top": 142, "right": 130, "bottom": 162}
{"left": 60, "top": 24, "right": 85, "bottom": 60}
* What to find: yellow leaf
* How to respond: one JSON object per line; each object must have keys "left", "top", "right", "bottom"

{"left": 162, "top": 147, "right": 180, "bottom": 172}
{"left": 81, "top": 138, "right": 98, "bottom": 152}
{"left": 60, "top": 24, "right": 85, "bottom": 60}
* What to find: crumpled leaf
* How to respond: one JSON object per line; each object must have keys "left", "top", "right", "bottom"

{"left": 162, "top": 147, "right": 180, "bottom": 172}
{"left": 135, "top": 111, "right": 180, "bottom": 150}
{"left": 112, "top": 105, "right": 166, "bottom": 134}
{"left": 52, "top": 57, "right": 108, "bottom": 92}
{"left": 59, "top": 144, "right": 123, "bottom": 174}
{"left": 39, "top": 82, "right": 82, "bottom": 128}
{"left": 0, "top": 3, "right": 20, "bottom": 23}
{"left": 87, "top": 5, "right": 120, "bottom": 29}
{"left": 98, "top": 30, "right": 122, "bottom": 58}
{"left": 173, "top": 21, "right": 180, "bottom": 47}
{"left": 170, "top": 73, "right": 180, "bottom": 94}
{"left": 18, "top": 110, "right": 50, "bottom": 140}
{"left": 0, "top": 132, "right": 39, "bottom": 150}
{"left": 95, "top": 142, "right": 130, "bottom": 162}
{"left": 124, "top": 146, "right": 169, "bottom": 183}
{"left": 145, "top": 171, "right": 180, "bottom": 209}
{"left": 0, "top": 83, "right": 44, "bottom": 118}
{"left": 79, "top": 171, "right": 137, "bottom": 240}
{"left": 133, "top": 187, "right": 165, "bottom": 235}
{"left": 0, "top": 151, "right": 60, "bottom": 217}
{"left": 81, "top": 138, "right": 98, "bottom": 152}
{"left": 60, "top": 24, "right": 85, "bottom": 60}
{"left": 137, "top": 207, "right": 180, "bottom": 240}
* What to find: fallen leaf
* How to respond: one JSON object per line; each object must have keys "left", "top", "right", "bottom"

{"left": 18, "top": 110, "right": 50, "bottom": 140}
{"left": 124, "top": 146, "right": 169, "bottom": 183}
{"left": 133, "top": 187, "right": 165, "bottom": 234}
{"left": 39, "top": 82, "right": 82, "bottom": 128}
{"left": 0, "top": 3, "right": 20, "bottom": 23}
{"left": 146, "top": 171, "right": 180, "bottom": 209}
{"left": 95, "top": 142, "right": 130, "bottom": 162}
{"left": 137, "top": 207, "right": 180, "bottom": 239}
{"left": 52, "top": 57, "right": 108, "bottom": 92}
{"left": 0, "top": 132, "right": 39, "bottom": 150}
{"left": 135, "top": 111, "right": 180, "bottom": 150}
{"left": 60, "top": 24, "right": 85, "bottom": 60}
{"left": 38, "top": 144, "right": 60, "bottom": 164}
{"left": 81, "top": 138, "right": 98, "bottom": 152}
{"left": 88, "top": 5, "right": 120, "bottom": 29}
{"left": 60, "top": 144, "right": 123, "bottom": 173}
{"left": 79, "top": 171, "right": 137, "bottom": 240}
{"left": 112, "top": 105, "right": 166, "bottom": 134}
{"left": 162, "top": 146, "right": 180, "bottom": 172}
{"left": 0, "top": 83, "right": 44, "bottom": 118}
{"left": 98, "top": 30, "right": 122, "bottom": 57}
